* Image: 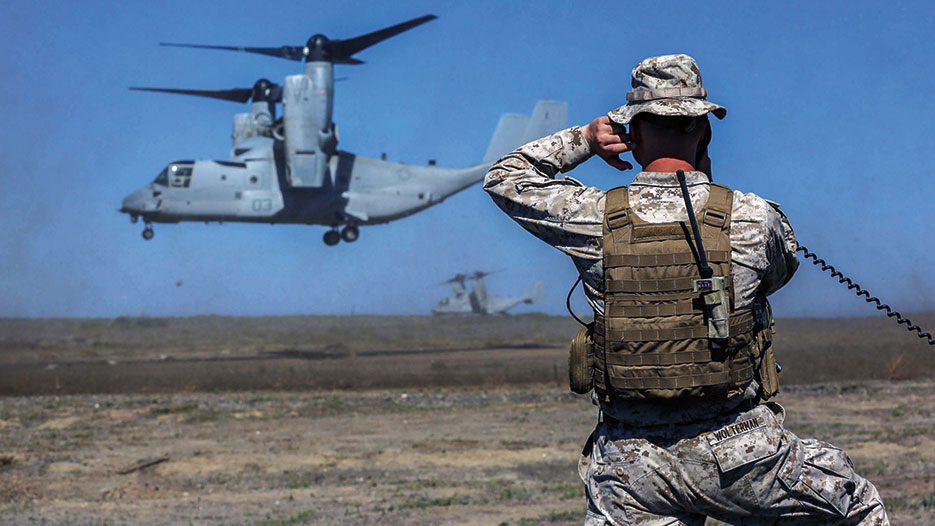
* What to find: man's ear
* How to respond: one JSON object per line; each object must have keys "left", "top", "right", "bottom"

{"left": 695, "top": 120, "right": 713, "bottom": 179}
{"left": 629, "top": 119, "right": 642, "bottom": 144}
{"left": 696, "top": 120, "right": 711, "bottom": 156}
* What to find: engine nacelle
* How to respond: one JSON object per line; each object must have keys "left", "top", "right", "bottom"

{"left": 282, "top": 69, "right": 335, "bottom": 188}
{"left": 251, "top": 101, "right": 274, "bottom": 128}
{"left": 232, "top": 113, "right": 261, "bottom": 146}
{"left": 232, "top": 101, "right": 276, "bottom": 147}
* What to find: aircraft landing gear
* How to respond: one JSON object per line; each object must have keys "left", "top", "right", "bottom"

{"left": 323, "top": 229, "right": 340, "bottom": 246}
{"left": 324, "top": 225, "right": 359, "bottom": 246}
{"left": 142, "top": 222, "right": 154, "bottom": 240}
{"left": 340, "top": 225, "right": 359, "bottom": 243}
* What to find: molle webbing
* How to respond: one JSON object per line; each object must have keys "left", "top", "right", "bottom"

{"left": 604, "top": 311, "right": 755, "bottom": 341}
{"left": 605, "top": 251, "right": 730, "bottom": 267}
{"left": 608, "top": 277, "right": 705, "bottom": 293}
{"left": 595, "top": 182, "right": 759, "bottom": 399}
{"left": 608, "top": 362, "right": 754, "bottom": 390}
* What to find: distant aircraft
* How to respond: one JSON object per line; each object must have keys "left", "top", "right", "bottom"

{"left": 432, "top": 272, "right": 545, "bottom": 315}
{"left": 120, "top": 14, "right": 567, "bottom": 244}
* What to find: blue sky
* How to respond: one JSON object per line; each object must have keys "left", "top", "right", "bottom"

{"left": 0, "top": 0, "right": 933, "bottom": 318}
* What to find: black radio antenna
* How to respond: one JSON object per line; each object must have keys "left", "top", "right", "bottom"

{"left": 676, "top": 170, "right": 713, "bottom": 278}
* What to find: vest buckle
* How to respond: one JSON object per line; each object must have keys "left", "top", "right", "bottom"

{"left": 702, "top": 209, "right": 728, "bottom": 228}
{"left": 606, "top": 209, "right": 630, "bottom": 230}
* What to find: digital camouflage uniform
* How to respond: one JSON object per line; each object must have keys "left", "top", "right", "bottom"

{"left": 483, "top": 54, "right": 888, "bottom": 526}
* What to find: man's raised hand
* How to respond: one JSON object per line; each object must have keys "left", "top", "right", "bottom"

{"left": 582, "top": 116, "right": 633, "bottom": 171}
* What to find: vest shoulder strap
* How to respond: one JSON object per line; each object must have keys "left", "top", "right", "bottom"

{"left": 703, "top": 183, "right": 733, "bottom": 229}
{"left": 604, "top": 186, "right": 631, "bottom": 230}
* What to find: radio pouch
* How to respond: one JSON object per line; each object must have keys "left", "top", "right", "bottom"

{"left": 569, "top": 324, "right": 594, "bottom": 394}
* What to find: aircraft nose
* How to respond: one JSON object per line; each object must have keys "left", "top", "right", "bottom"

{"left": 120, "top": 188, "right": 156, "bottom": 214}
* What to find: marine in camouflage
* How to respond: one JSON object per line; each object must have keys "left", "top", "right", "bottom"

{"left": 483, "top": 53, "right": 888, "bottom": 524}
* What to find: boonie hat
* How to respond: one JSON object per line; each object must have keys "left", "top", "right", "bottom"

{"left": 608, "top": 54, "right": 726, "bottom": 125}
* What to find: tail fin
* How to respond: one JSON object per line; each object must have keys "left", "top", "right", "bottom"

{"left": 523, "top": 101, "right": 567, "bottom": 146}
{"left": 483, "top": 100, "right": 568, "bottom": 163}
{"left": 523, "top": 281, "right": 545, "bottom": 305}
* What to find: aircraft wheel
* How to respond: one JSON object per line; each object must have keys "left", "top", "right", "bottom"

{"left": 142, "top": 227, "right": 154, "bottom": 240}
{"left": 130, "top": 215, "right": 139, "bottom": 224}
{"left": 341, "top": 225, "right": 359, "bottom": 243}
{"left": 323, "top": 230, "right": 340, "bottom": 246}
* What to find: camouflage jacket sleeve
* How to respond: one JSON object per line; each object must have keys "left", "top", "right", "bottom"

{"left": 483, "top": 126, "right": 604, "bottom": 260}
{"left": 729, "top": 192, "right": 799, "bottom": 301}
{"left": 761, "top": 200, "right": 799, "bottom": 295}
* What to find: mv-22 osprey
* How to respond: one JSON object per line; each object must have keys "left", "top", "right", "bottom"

{"left": 120, "top": 15, "right": 566, "bottom": 245}
{"left": 432, "top": 271, "right": 545, "bottom": 315}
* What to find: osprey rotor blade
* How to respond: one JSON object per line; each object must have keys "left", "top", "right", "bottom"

{"left": 332, "top": 57, "right": 365, "bottom": 65}
{"left": 159, "top": 42, "right": 306, "bottom": 61}
{"left": 158, "top": 15, "right": 435, "bottom": 65}
{"left": 328, "top": 14, "right": 437, "bottom": 60}
{"left": 129, "top": 79, "right": 282, "bottom": 104}
{"left": 129, "top": 86, "right": 255, "bottom": 103}
{"left": 439, "top": 273, "right": 468, "bottom": 285}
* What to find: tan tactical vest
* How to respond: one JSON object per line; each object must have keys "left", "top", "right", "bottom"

{"left": 592, "top": 182, "right": 777, "bottom": 400}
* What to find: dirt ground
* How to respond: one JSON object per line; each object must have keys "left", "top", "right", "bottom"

{"left": 1, "top": 315, "right": 934, "bottom": 525}
{"left": 1, "top": 381, "right": 934, "bottom": 525}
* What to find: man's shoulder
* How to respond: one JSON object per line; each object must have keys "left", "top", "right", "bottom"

{"left": 724, "top": 186, "right": 783, "bottom": 222}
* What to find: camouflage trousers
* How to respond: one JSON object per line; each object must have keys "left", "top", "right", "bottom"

{"left": 579, "top": 402, "right": 888, "bottom": 525}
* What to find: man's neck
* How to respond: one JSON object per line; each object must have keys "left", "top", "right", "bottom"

{"left": 642, "top": 157, "right": 695, "bottom": 173}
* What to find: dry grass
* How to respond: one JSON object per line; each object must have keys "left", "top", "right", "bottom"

{"left": 0, "top": 382, "right": 933, "bottom": 525}
{"left": 1, "top": 313, "right": 933, "bottom": 395}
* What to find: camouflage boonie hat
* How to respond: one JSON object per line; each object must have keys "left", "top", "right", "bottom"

{"left": 608, "top": 54, "right": 726, "bottom": 125}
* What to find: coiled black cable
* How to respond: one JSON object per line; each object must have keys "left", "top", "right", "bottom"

{"left": 566, "top": 276, "right": 589, "bottom": 327}
{"left": 797, "top": 245, "right": 934, "bottom": 345}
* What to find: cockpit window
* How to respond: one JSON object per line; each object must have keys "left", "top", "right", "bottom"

{"left": 153, "top": 162, "right": 195, "bottom": 188}
{"left": 153, "top": 167, "right": 169, "bottom": 186}
{"left": 168, "top": 163, "right": 194, "bottom": 188}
